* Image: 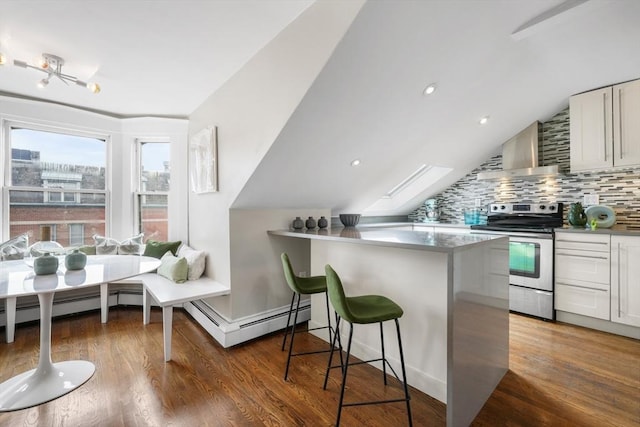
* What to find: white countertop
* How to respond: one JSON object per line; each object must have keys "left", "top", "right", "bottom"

{"left": 268, "top": 226, "right": 505, "bottom": 253}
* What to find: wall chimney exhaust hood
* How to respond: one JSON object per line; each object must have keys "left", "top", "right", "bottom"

{"left": 477, "top": 121, "right": 559, "bottom": 180}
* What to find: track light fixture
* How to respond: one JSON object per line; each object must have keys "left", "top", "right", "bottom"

{"left": 13, "top": 53, "right": 100, "bottom": 94}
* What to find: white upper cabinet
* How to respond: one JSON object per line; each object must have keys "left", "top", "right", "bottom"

{"left": 612, "top": 79, "right": 640, "bottom": 167}
{"left": 570, "top": 78, "right": 640, "bottom": 172}
{"left": 570, "top": 87, "right": 613, "bottom": 171}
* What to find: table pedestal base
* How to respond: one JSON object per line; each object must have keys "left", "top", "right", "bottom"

{"left": 0, "top": 360, "right": 95, "bottom": 412}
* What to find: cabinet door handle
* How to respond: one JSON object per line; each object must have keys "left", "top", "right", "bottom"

{"left": 556, "top": 282, "right": 609, "bottom": 292}
{"left": 618, "top": 88, "right": 623, "bottom": 160}
{"left": 555, "top": 252, "right": 609, "bottom": 260}
{"left": 617, "top": 242, "right": 622, "bottom": 318}
{"left": 555, "top": 239, "right": 609, "bottom": 245}
{"left": 603, "top": 91, "right": 608, "bottom": 161}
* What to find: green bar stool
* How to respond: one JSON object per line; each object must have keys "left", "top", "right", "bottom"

{"left": 280, "top": 253, "right": 338, "bottom": 381}
{"left": 323, "top": 264, "right": 412, "bottom": 427}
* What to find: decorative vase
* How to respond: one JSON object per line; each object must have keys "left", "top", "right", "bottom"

{"left": 424, "top": 198, "right": 440, "bottom": 222}
{"left": 292, "top": 217, "right": 304, "bottom": 230}
{"left": 65, "top": 249, "right": 87, "bottom": 270}
{"left": 305, "top": 217, "right": 316, "bottom": 229}
{"left": 34, "top": 252, "right": 59, "bottom": 275}
{"left": 567, "top": 202, "right": 587, "bottom": 227}
{"left": 318, "top": 216, "right": 328, "bottom": 229}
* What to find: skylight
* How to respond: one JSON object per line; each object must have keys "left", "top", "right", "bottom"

{"left": 364, "top": 165, "right": 453, "bottom": 214}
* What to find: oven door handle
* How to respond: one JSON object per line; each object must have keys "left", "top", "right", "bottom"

{"left": 471, "top": 230, "right": 552, "bottom": 239}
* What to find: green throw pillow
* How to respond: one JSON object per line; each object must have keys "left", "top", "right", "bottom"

{"left": 157, "top": 252, "right": 188, "bottom": 283}
{"left": 143, "top": 240, "right": 182, "bottom": 259}
{"left": 77, "top": 245, "right": 97, "bottom": 256}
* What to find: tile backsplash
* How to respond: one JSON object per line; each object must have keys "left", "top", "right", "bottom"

{"left": 409, "top": 108, "right": 640, "bottom": 227}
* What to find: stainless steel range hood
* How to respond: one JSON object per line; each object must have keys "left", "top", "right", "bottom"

{"left": 477, "top": 121, "right": 559, "bottom": 180}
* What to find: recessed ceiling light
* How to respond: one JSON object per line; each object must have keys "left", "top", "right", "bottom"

{"left": 479, "top": 116, "right": 490, "bottom": 125}
{"left": 351, "top": 159, "right": 361, "bottom": 167}
{"left": 423, "top": 84, "right": 437, "bottom": 95}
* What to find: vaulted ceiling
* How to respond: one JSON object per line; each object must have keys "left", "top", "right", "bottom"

{"left": 233, "top": 0, "right": 640, "bottom": 214}
{"left": 2, "top": 1, "right": 640, "bottom": 215}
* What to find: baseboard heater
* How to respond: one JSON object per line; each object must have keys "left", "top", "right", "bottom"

{"left": 0, "top": 288, "right": 145, "bottom": 328}
{"left": 185, "top": 299, "right": 311, "bottom": 348}
{"left": 1, "top": 289, "right": 312, "bottom": 348}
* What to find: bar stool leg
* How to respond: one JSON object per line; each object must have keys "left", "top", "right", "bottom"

{"left": 335, "top": 312, "right": 344, "bottom": 371}
{"left": 281, "top": 292, "right": 296, "bottom": 351}
{"left": 380, "top": 322, "right": 387, "bottom": 385}
{"left": 396, "top": 318, "right": 413, "bottom": 427}
{"left": 336, "top": 323, "right": 354, "bottom": 427}
{"left": 323, "top": 316, "right": 342, "bottom": 389}
{"left": 324, "top": 292, "right": 333, "bottom": 345}
{"left": 284, "top": 294, "right": 301, "bottom": 380}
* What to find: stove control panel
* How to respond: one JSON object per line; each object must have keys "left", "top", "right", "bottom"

{"left": 488, "top": 203, "right": 562, "bottom": 215}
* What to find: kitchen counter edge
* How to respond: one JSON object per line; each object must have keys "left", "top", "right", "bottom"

{"left": 268, "top": 227, "right": 505, "bottom": 253}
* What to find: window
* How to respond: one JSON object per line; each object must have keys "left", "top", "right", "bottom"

{"left": 137, "top": 141, "right": 170, "bottom": 241}
{"left": 40, "top": 225, "right": 57, "bottom": 242}
{"left": 69, "top": 224, "right": 85, "bottom": 246}
{"left": 5, "top": 125, "right": 107, "bottom": 247}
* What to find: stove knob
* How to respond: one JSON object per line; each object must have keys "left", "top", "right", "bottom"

{"left": 492, "top": 205, "right": 498, "bottom": 211}
{"left": 549, "top": 205, "right": 556, "bottom": 211}
{"left": 500, "top": 205, "right": 506, "bottom": 210}
{"left": 540, "top": 205, "right": 546, "bottom": 210}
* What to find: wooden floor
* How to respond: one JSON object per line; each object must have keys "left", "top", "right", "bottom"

{"left": 0, "top": 308, "right": 638, "bottom": 426}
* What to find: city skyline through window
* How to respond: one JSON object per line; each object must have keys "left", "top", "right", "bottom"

{"left": 5, "top": 127, "right": 172, "bottom": 246}
{"left": 8, "top": 127, "right": 107, "bottom": 247}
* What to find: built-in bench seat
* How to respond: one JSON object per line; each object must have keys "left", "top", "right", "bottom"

{"left": 103, "top": 274, "right": 230, "bottom": 361}
{"left": 142, "top": 273, "right": 229, "bottom": 361}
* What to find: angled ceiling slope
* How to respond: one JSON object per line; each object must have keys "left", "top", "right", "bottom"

{"left": 233, "top": 0, "right": 640, "bottom": 215}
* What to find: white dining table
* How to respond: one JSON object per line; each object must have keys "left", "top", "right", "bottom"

{"left": 0, "top": 255, "right": 161, "bottom": 412}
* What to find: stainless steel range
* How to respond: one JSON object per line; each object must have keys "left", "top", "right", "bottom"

{"left": 471, "top": 202, "right": 564, "bottom": 320}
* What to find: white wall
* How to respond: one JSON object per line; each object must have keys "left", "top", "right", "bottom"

{"left": 230, "top": 208, "right": 329, "bottom": 319}
{"left": 0, "top": 95, "right": 188, "bottom": 242}
{"left": 188, "top": 0, "right": 363, "bottom": 320}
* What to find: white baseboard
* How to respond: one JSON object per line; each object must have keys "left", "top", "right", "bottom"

{"left": 556, "top": 310, "right": 640, "bottom": 339}
{"left": 309, "top": 319, "right": 447, "bottom": 403}
{"left": 1, "top": 289, "right": 310, "bottom": 348}
{"left": 0, "top": 291, "right": 142, "bottom": 329}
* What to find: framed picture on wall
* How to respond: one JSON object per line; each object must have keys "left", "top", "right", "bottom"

{"left": 189, "top": 126, "right": 218, "bottom": 193}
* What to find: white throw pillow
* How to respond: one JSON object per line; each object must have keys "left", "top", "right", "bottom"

{"left": 118, "top": 233, "right": 144, "bottom": 255}
{"left": 93, "top": 235, "right": 119, "bottom": 255}
{"left": 93, "top": 233, "right": 144, "bottom": 255}
{"left": 0, "top": 233, "right": 29, "bottom": 261}
{"left": 177, "top": 245, "right": 206, "bottom": 280}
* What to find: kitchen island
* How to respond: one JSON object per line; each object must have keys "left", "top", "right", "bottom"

{"left": 268, "top": 227, "right": 509, "bottom": 427}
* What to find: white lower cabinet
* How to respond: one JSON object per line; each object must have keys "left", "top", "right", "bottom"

{"left": 611, "top": 235, "right": 640, "bottom": 327}
{"left": 555, "top": 232, "right": 611, "bottom": 320}
{"left": 556, "top": 283, "right": 610, "bottom": 320}
{"left": 554, "top": 249, "right": 611, "bottom": 284}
